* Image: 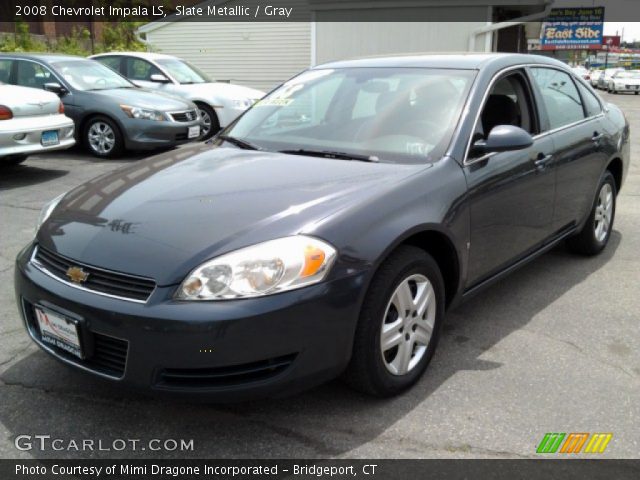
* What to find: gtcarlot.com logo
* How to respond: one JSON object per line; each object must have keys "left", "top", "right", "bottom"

{"left": 14, "top": 435, "right": 195, "bottom": 452}
{"left": 537, "top": 433, "right": 612, "bottom": 454}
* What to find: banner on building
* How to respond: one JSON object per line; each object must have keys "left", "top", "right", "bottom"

{"left": 540, "top": 7, "right": 605, "bottom": 50}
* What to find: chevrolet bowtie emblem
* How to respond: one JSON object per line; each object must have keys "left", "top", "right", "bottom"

{"left": 66, "top": 266, "right": 89, "bottom": 284}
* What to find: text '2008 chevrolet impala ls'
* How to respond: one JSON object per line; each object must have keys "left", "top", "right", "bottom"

{"left": 15, "top": 54, "right": 629, "bottom": 400}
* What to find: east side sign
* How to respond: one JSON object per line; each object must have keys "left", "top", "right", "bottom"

{"left": 540, "top": 7, "right": 605, "bottom": 50}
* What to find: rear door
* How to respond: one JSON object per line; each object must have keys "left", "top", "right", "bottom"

{"left": 464, "top": 68, "right": 556, "bottom": 287}
{"left": 529, "top": 67, "right": 609, "bottom": 231}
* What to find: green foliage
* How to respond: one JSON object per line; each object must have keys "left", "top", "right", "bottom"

{"left": 0, "top": 21, "right": 146, "bottom": 56}
{"left": 0, "top": 22, "right": 47, "bottom": 53}
{"left": 94, "top": 23, "right": 147, "bottom": 53}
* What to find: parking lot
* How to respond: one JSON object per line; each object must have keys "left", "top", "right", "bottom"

{"left": 0, "top": 91, "right": 638, "bottom": 460}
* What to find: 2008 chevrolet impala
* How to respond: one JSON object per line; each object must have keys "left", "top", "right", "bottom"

{"left": 15, "top": 54, "right": 629, "bottom": 399}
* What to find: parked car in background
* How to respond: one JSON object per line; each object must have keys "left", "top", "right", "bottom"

{"left": 16, "top": 54, "right": 628, "bottom": 399}
{"left": 91, "top": 52, "right": 265, "bottom": 140}
{"left": 597, "top": 68, "right": 624, "bottom": 89}
{"left": 607, "top": 70, "right": 640, "bottom": 94}
{"left": 0, "top": 54, "right": 203, "bottom": 158}
{"left": 590, "top": 70, "right": 601, "bottom": 88}
{"left": 571, "top": 65, "right": 590, "bottom": 81}
{"left": 0, "top": 82, "right": 75, "bottom": 166}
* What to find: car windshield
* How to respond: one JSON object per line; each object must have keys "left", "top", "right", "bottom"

{"left": 51, "top": 59, "right": 133, "bottom": 91}
{"left": 225, "top": 67, "right": 475, "bottom": 164}
{"left": 156, "top": 59, "right": 211, "bottom": 84}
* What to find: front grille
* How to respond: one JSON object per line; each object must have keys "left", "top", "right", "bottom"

{"left": 22, "top": 299, "right": 128, "bottom": 378}
{"left": 157, "top": 354, "right": 297, "bottom": 389}
{"left": 33, "top": 246, "right": 156, "bottom": 302}
{"left": 171, "top": 109, "right": 198, "bottom": 122}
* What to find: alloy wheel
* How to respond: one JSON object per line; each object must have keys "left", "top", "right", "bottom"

{"left": 199, "top": 108, "right": 211, "bottom": 138}
{"left": 88, "top": 122, "right": 116, "bottom": 155}
{"left": 594, "top": 183, "right": 613, "bottom": 242}
{"left": 380, "top": 274, "right": 436, "bottom": 376}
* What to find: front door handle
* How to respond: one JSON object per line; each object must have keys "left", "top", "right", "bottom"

{"left": 534, "top": 153, "right": 553, "bottom": 169}
{"left": 592, "top": 132, "right": 605, "bottom": 142}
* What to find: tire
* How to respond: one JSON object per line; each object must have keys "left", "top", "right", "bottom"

{"left": 343, "top": 246, "right": 445, "bottom": 397}
{"left": 567, "top": 171, "right": 616, "bottom": 256}
{"left": 84, "top": 116, "right": 124, "bottom": 158}
{"left": 195, "top": 103, "right": 220, "bottom": 141}
{"left": 635, "top": 92, "right": 639, "bottom": 95}
{"left": 2, "top": 155, "right": 27, "bottom": 166}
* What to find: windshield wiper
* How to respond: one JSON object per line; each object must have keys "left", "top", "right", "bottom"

{"left": 218, "top": 134, "right": 262, "bottom": 151}
{"left": 279, "top": 149, "right": 379, "bottom": 163}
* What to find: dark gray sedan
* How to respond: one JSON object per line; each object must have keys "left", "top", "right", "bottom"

{"left": 15, "top": 54, "right": 629, "bottom": 400}
{"left": 0, "top": 54, "right": 202, "bottom": 157}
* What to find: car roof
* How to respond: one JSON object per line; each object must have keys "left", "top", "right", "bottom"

{"left": 0, "top": 52, "right": 88, "bottom": 63}
{"left": 91, "top": 51, "right": 176, "bottom": 61}
{"left": 314, "top": 53, "right": 568, "bottom": 71}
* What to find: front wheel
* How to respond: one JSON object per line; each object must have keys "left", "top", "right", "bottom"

{"left": 196, "top": 103, "right": 220, "bottom": 141}
{"left": 343, "top": 246, "right": 445, "bottom": 397}
{"left": 84, "top": 116, "right": 123, "bottom": 158}
{"left": 567, "top": 171, "right": 616, "bottom": 255}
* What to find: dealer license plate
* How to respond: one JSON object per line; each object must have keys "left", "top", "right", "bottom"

{"left": 188, "top": 126, "right": 200, "bottom": 139}
{"left": 41, "top": 130, "right": 59, "bottom": 146}
{"left": 35, "top": 306, "right": 83, "bottom": 359}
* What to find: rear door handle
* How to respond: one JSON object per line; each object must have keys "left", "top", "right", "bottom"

{"left": 592, "top": 132, "right": 605, "bottom": 142}
{"left": 534, "top": 153, "right": 553, "bottom": 169}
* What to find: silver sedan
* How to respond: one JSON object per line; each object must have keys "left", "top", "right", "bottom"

{"left": 0, "top": 83, "right": 75, "bottom": 166}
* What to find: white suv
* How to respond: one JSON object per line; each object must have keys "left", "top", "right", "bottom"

{"left": 91, "top": 52, "right": 264, "bottom": 139}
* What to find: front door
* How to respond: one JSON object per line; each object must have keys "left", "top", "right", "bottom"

{"left": 464, "top": 69, "right": 557, "bottom": 287}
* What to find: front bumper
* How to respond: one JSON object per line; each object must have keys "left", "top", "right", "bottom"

{"left": 0, "top": 115, "right": 75, "bottom": 158}
{"left": 15, "top": 244, "right": 365, "bottom": 401}
{"left": 612, "top": 84, "right": 640, "bottom": 93}
{"left": 121, "top": 117, "right": 203, "bottom": 150}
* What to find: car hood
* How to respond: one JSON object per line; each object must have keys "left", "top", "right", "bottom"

{"left": 615, "top": 78, "right": 640, "bottom": 85}
{"left": 39, "top": 144, "right": 425, "bottom": 286}
{"left": 90, "top": 88, "right": 192, "bottom": 111}
{"left": 177, "top": 82, "right": 265, "bottom": 101}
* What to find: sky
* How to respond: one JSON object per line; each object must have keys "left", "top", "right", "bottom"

{"left": 604, "top": 23, "right": 640, "bottom": 42}
{"left": 553, "top": 0, "right": 640, "bottom": 41}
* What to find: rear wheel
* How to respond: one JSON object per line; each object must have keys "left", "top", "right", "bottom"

{"left": 567, "top": 171, "right": 616, "bottom": 255}
{"left": 84, "top": 116, "right": 123, "bottom": 158}
{"left": 195, "top": 103, "right": 220, "bottom": 141}
{"left": 343, "top": 246, "right": 445, "bottom": 396}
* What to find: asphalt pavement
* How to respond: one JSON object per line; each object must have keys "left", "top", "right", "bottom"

{"left": 0, "top": 91, "right": 638, "bottom": 459}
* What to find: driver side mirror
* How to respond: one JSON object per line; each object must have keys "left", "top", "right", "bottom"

{"left": 150, "top": 73, "right": 170, "bottom": 83}
{"left": 472, "top": 125, "right": 533, "bottom": 156}
{"left": 43, "top": 82, "right": 68, "bottom": 96}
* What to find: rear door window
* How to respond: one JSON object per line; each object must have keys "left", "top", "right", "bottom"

{"left": 575, "top": 81, "right": 602, "bottom": 117}
{"left": 15, "top": 61, "right": 55, "bottom": 89}
{"left": 530, "top": 67, "right": 585, "bottom": 130}
{"left": 96, "top": 56, "right": 122, "bottom": 74}
{"left": 0, "top": 59, "right": 13, "bottom": 83}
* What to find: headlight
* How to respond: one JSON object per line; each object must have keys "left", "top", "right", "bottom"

{"left": 36, "top": 192, "right": 66, "bottom": 232}
{"left": 176, "top": 235, "right": 337, "bottom": 300}
{"left": 120, "top": 104, "right": 166, "bottom": 121}
{"left": 231, "top": 98, "right": 254, "bottom": 109}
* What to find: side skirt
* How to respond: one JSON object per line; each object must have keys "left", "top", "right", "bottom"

{"left": 460, "top": 225, "right": 577, "bottom": 302}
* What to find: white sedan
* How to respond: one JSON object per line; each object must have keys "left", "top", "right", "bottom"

{"left": 91, "top": 52, "right": 265, "bottom": 139}
{"left": 607, "top": 70, "right": 640, "bottom": 94}
{"left": 0, "top": 83, "right": 75, "bottom": 166}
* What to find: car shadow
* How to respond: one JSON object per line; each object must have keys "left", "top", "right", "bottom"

{"left": 0, "top": 232, "right": 621, "bottom": 459}
{"left": 0, "top": 164, "right": 69, "bottom": 190}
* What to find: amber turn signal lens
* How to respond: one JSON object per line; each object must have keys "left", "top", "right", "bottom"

{"left": 58, "top": 101, "right": 64, "bottom": 114}
{"left": 0, "top": 105, "right": 13, "bottom": 120}
{"left": 301, "top": 245, "right": 326, "bottom": 278}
